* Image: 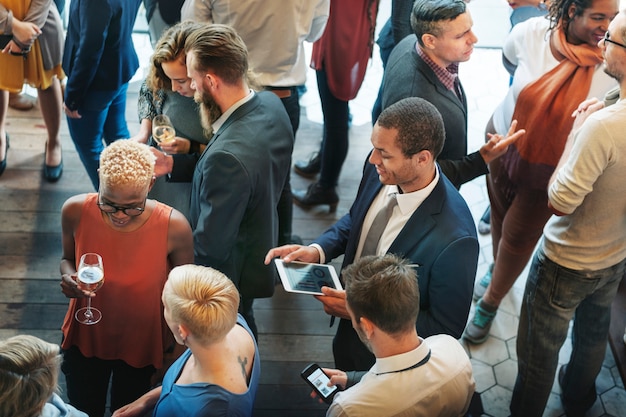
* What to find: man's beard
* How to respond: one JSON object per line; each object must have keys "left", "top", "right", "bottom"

{"left": 195, "top": 90, "right": 222, "bottom": 132}
{"left": 603, "top": 60, "right": 623, "bottom": 84}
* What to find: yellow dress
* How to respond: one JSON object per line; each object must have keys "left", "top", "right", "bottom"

{"left": 0, "top": 0, "right": 64, "bottom": 92}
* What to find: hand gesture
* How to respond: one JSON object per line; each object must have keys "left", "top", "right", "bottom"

{"left": 480, "top": 119, "right": 526, "bottom": 164}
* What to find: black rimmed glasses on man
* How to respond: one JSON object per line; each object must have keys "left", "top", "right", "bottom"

{"left": 97, "top": 195, "right": 146, "bottom": 217}
{"left": 604, "top": 31, "right": 626, "bottom": 49}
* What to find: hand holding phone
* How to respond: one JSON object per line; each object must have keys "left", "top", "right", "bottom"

{"left": 301, "top": 363, "right": 339, "bottom": 404}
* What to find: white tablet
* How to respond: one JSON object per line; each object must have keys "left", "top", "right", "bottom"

{"left": 274, "top": 259, "right": 342, "bottom": 295}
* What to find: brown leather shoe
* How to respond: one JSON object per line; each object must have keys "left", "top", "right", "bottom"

{"left": 293, "top": 182, "right": 338, "bottom": 213}
{"left": 9, "top": 92, "right": 36, "bottom": 111}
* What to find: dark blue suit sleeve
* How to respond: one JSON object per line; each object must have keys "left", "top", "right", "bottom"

{"left": 64, "top": 1, "right": 112, "bottom": 110}
{"left": 315, "top": 212, "right": 353, "bottom": 263}
{"left": 417, "top": 235, "right": 479, "bottom": 339}
{"left": 169, "top": 153, "right": 200, "bottom": 182}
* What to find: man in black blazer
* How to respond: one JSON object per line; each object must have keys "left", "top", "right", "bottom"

{"left": 153, "top": 24, "right": 294, "bottom": 337}
{"left": 266, "top": 97, "right": 481, "bottom": 370}
{"left": 379, "top": 0, "right": 520, "bottom": 188}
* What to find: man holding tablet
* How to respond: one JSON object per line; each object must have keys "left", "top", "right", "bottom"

{"left": 266, "top": 97, "right": 485, "bottom": 371}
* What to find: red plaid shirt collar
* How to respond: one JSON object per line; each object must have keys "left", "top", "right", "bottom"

{"left": 416, "top": 43, "right": 459, "bottom": 92}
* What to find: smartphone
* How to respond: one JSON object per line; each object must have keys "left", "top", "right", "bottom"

{"left": 300, "top": 363, "right": 339, "bottom": 404}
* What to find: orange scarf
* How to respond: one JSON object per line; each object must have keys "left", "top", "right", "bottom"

{"left": 502, "top": 25, "right": 603, "bottom": 190}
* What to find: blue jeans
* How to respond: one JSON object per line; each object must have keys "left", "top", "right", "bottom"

{"left": 510, "top": 248, "right": 625, "bottom": 417}
{"left": 66, "top": 83, "right": 131, "bottom": 189}
{"left": 316, "top": 68, "right": 349, "bottom": 189}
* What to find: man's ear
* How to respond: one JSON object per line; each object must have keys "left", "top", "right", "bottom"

{"left": 148, "top": 176, "right": 156, "bottom": 192}
{"left": 412, "top": 149, "right": 433, "bottom": 167}
{"left": 205, "top": 73, "right": 217, "bottom": 90}
{"left": 359, "top": 317, "right": 376, "bottom": 340}
{"left": 421, "top": 34, "right": 437, "bottom": 51}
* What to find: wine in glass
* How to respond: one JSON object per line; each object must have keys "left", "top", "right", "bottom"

{"left": 152, "top": 115, "right": 176, "bottom": 147}
{"left": 75, "top": 253, "right": 104, "bottom": 325}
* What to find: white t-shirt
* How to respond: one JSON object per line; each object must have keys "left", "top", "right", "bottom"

{"left": 492, "top": 17, "right": 616, "bottom": 134}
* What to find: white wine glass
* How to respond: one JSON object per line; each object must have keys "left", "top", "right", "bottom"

{"left": 152, "top": 115, "right": 176, "bottom": 151}
{"left": 75, "top": 253, "right": 104, "bottom": 325}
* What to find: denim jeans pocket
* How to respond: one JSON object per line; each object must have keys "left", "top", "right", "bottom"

{"left": 549, "top": 264, "right": 599, "bottom": 310}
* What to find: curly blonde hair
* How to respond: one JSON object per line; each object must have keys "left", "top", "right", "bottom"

{"left": 0, "top": 335, "right": 62, "bottom": 417}
{"left": 163, "top": 265, "right": 240, "bottom": 346}
{"left": 98, "top": 141, "right": 155, "bottom": 191}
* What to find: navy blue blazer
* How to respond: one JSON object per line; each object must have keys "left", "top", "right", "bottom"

{"left": 316, "top": 161, "right": 479, "bottom": 339}
{"left": 62, "top": 0, "right": 142, "bottom": 110}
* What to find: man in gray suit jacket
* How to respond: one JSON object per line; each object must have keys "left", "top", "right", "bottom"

{"left": 266, "top": 98, "right": 482, "bottom": 371}
{"left": 153, "top": 24, "right": 294, "bottom": 337}
{"left": 379, "top": 0, "right": 520, "bottom": 188}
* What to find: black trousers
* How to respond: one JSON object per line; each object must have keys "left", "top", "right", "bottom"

{"left": 62, "top": 345, "right": 155, "bottom": 417}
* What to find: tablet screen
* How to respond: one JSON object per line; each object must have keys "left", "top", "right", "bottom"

{"left": 274, "top": 260, "right": 341, "bottom": 295}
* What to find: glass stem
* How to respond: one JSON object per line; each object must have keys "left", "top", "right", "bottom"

{"left": 85, "top": 297, "right": 93, "bottom": 318}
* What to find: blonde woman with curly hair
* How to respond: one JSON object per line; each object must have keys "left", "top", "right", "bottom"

{"left": 0, "top": 334, "right": 87, "bottom": 417}
{"left": 113, "top": 265, "right": 260, "bottom": 417}
{"left": 58, "top": 140, "right": 194, "bottom": 417}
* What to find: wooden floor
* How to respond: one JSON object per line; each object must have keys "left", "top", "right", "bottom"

{"left": 0, "top": 80, "right": 374, "bottom": 416}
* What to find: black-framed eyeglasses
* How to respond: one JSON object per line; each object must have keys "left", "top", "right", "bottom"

{"left": 604, "top": 31, "right": 626, "bottom": 49}
{"left": 97, "top": 195, "right": 146, "bottom": 217}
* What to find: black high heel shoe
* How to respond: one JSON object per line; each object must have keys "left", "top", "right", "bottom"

{"left": 0, "top": 133, "right": 9, "bottom": 177}
{"left": 43, "top": 142, "right": 63, "bottom": 182}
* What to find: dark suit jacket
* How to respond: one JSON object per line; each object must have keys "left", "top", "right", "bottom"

{"left": 381, "top": 35, "right": 488, "bottom": 188}
{"left": 170, "top": 92, "right": 293, "bottom": 299}
{"left": 62, "top": 0, "right": 142, "bottom": 111}
{"left": 316, "top": 161, "right": 479, "bottom": 369}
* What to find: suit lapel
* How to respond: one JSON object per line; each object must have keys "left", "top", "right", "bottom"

{"left": 413, "top": 48, "right": 467, "bottom": 116}
{"left": 388, "top": 171, "right": 446, "bottom": 256}
{"left": 197, "top": 94, "right": 260, "bottom": 164}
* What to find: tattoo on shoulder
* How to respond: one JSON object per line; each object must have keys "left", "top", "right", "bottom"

{"left": 238, "top": 355, "right": 249, "bottom": 381}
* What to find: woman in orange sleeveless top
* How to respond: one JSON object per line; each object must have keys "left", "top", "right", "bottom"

{"left": 59, "top": 141, "right": 194, "bottom": 417}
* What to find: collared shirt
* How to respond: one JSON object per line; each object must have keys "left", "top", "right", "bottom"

{"left": 416, "top": 44, "right": 459, "bottom": 93}
{"left": 326, "top": 334, "right": 475, "bottom": 417}
{"left": 354, "top": 168, "right": 440, "bottom": 260}
{"left": 211, "top": 89, "right": 255, "bottom": 134}
{"left": 314, "top": 168, "right": 439, "bottom": 264}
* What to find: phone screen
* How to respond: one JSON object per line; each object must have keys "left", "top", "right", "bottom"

{"left": 305, "top": 366, "right": 338, "bottom": 400}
